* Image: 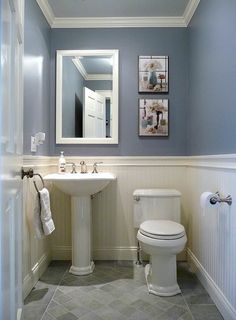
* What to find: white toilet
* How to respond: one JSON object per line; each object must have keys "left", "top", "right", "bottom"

{"left": 133, "top": 189, "right": 187, "bottom": 297}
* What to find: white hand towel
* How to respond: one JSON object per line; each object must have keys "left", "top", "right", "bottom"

{"left": 34, "top": 195, "right": 45, "bottom": 239}
{"left": 39, "top": 187, "right": 55, "bottom": 236}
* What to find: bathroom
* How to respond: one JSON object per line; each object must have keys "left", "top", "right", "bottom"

{"left": 1, "top": 0, "right": 236, "bottom": 319}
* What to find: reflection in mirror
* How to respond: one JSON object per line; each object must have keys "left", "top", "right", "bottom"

{"left": 56, "top": 50, "right": 119, "bottom": 144}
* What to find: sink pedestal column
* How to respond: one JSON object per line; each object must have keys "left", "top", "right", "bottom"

{"left": 69, "top": 196, "right": 95, "bottom": 275}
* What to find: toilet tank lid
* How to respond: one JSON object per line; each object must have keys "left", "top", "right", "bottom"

{"left": 133, "top": 189, "right": 181, "bottom": 198}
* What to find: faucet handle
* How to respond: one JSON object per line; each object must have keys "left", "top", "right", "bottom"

{"left": 92, "top": 162, "right": 103, "bottom": 173}
{"left": 66, "top": 162, "right": 77, "bottom": 174}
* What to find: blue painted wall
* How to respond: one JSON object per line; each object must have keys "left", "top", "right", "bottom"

{"left": 23, "top": 2, "right": 236, "bottom": 157}
{"left": 62, "top": 57, "right": 84, "bottom": 137}
{"left": 84, "top": 80, "right": 112, "bottom": 91}
{"left": 24, "top": 0, "right": 51, "bottom": 155}
{"left": 187, "top": 0, "right": 236, "bottom": 155}
{"left": 50, "top": 28, "right": 188, "bottom": 156}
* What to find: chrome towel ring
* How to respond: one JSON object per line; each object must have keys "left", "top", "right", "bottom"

{"left": 21, "top": 168, "right": 45, "bottom": 194}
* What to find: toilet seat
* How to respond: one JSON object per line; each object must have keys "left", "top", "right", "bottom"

{"left": 140, "top": 220, "right": 185, "bottom": 240}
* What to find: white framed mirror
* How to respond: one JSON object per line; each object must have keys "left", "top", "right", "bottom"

{"left": 56, "top": 49, "right": 119, "bottom": 144}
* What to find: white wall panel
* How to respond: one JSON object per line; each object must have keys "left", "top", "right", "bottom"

{"left": 38, "top": 159, "right": 188, "bottom": 261}
{"left": 22, "top": 155, "right": 236, "bottom": 319}
{"left": 22, "top": 165, "right": 52, "bottom": 298}
{"left": 186, "top": 166, "right": 236, "bottom": 319}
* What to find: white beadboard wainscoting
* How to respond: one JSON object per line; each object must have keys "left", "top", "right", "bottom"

{"left": 22, "top": 165, "right": 52, "bottom": 298}
{"left": 22, "top": 155, "right": 236, "bottom": 319}
{"left": 23, "top": 156, "right": 188, "bottom": 261}
{"left": 186, "top": 162, "right": 236, "bottom": 320}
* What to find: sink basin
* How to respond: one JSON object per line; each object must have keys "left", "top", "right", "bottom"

{"left": 44, "top": 171, "right": 116, "bottom": 276}
{"left": 44, "top": 172, "right": 116, "bottom": 196}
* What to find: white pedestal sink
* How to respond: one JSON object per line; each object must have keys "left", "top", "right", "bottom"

{"left": 44, "top": 172, "right": 116, "bottom": 275}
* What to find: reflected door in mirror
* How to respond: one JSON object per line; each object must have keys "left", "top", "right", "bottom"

{"left": 83, "top": 87, "right": 106, "bottom": 138}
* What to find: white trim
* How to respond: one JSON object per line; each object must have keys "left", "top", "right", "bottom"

{"left": 183, "top": 0, "right": 200, "bottom": 26}
{"left": 23, "top": 155, "right": 53, "bottom": 167}
{"left": 36, "top": 0, "right": 54, "bottom": 27}
{"left": 23, "top": 155, "right": 188, "bottom": 168}
{"left": 23, "top": 252, "right": 51, "bottom": 299}
{"left": 187, "top": 154, "right": 236, "bottom": 170}
{"left": 17, "top": 308, "right": 22, "bottom": 320}
{"left": 51, "top": 245, "right": 186, "bottom": 261}
{"left": 187, "top": 248, "right": 236, "bottom": 320}
{"left": 93, "top": 247, "right": 137, "bottom": 260}
{"left": 22, "top": 154, "right": 236, "bottom": 170}
{"left": 72, "top": 58, "right": 87, "bottom": 79}
{"left": 36, "top": 0, "right": 201, "bottom": 28}
{"left": 51, "top": 245, "right": 138, "bottom": 260}
{"left": 86, "top": 74, "right": 112, "bottom": 81}
{"left": 52, "top": 246, "right": 71, "bottom": 260}
{"left": 52, "top": 16, "right": 187, "bottom": 28}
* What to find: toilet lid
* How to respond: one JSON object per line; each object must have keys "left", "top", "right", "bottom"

{"left": 140, "top": 220, "right": 185, "bottom": 240}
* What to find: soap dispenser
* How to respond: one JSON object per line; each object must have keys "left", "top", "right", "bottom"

{"left": 58, "top": 151, "right": 66, "bottom": 173}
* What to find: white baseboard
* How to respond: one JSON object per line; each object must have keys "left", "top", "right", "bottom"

{"left": 52, "top": 246, "right": 137, "bottom": 260}
{"left": 17, "top": 308, "right": 22, "bottom": 320}
{"left": 93, "top": 247, "right": 138, "bottom": 260}
{"left": 23, "top": 252, "right": 51, "bottom": 299}
{"left": 52, "top": 246, "right": 72, "bottom": 260}
{"left": 187, "top": 248, "right": 236, "bottom": 320}
{"left": 52, "top": 245, "right": 187, "bottom": 261}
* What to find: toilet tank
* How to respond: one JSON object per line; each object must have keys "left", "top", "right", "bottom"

{"left": 133, "top": 189, "right": 181, "bottom": 228}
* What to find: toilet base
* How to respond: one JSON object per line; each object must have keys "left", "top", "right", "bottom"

{"left": 145, "top": 264, "right": 181, "bottom": 297}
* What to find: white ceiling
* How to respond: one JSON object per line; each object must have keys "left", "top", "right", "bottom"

{"left": 36, "top": 0, "right": 200, "bottom": 28}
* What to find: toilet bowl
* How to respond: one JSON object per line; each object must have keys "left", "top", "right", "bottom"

{"left": 137, "top": 220, "right": 187, "bottom": 296}
{"left": 133, "top": 189, "right": 187, "bottom": 297}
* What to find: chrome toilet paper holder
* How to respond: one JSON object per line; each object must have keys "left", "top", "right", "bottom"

{"left": 210, "top": 192, "right": 232, "bottom": 206}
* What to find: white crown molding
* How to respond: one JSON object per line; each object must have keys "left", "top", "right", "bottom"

{"left": 51, "top": 16, "right": 187, "bottom": 28}
{"left": 73, "top": 58, "right": 112, "bottom": 81}
{"left": 36, "top": 0, "right": 200, "bottom": 28}
{"left": 36, "top": 0, "right": 54, "bottom": 27}
{"left": 183, "top": 0, "right": 200, "bottom": 25}
{"left": 86, "top": 74, "right": 112, "bottom": 81}
{"left": 72, "top": 58, "right": 87, "bottom": 79}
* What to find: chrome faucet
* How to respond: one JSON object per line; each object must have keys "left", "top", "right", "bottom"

{"left": 80, "top": 161, "right": 87, "bottom": 173}
{"left": 67, "top": 162, "right": 77, "bottom": 174}
{"left": 92, "top": 162, "right": 103, "bottom": 173}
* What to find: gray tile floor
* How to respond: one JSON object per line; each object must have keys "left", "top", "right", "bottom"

{"left": 22, "top": 261, "right": 224, "bottom": 320}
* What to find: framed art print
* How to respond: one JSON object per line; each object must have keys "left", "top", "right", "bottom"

{"left": 139, "top": 99, "right": 169, "bottom": 136}
{"left": 139, "top": 56, "right": 169, "bottom": 93}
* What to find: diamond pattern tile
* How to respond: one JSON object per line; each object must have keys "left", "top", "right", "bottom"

{"left": 22, "top": 261, "right": 223, "bottom": 320}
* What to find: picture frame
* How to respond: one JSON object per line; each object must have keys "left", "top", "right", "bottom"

{"left": 139, "top": 99, "right": 169, "bottom": 136}
{"left": 139, "top": 56, "right": 169, "bottom": 93}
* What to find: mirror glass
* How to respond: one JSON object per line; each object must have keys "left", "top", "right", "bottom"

{"left": 56, "top": 50, "right": 119, "bottom": 144}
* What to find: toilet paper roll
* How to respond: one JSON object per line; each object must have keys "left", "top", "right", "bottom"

{"left": 200, "top": 192, "right": 220, "bottom": 209}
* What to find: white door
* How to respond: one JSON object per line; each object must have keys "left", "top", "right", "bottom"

{"left": 0, "top": 0, "right": 24, "bottom": 319}
{"left": 83, "top": 87, "right": 106, "bottom": 138}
